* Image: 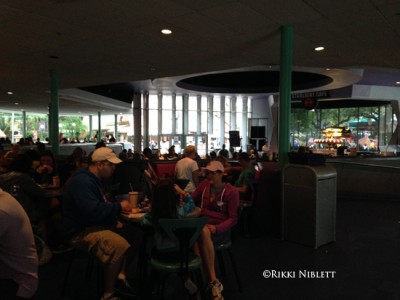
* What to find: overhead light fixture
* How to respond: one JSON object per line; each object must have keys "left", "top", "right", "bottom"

{"left": 14, "top": 102, "right": 19, "bottom": 105}
{"left": 396, "top": 81, "right": 400, "bottom": 85}
{"left": 161, "top": 29, "right": 172, "bottom": 35}
{"left": 315, "top": 46, "right": 325, "bottom": 51}
{"left": 7, "top": 91, "right": 13, "bottom": 95}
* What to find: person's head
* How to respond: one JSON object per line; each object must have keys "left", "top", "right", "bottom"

{"left": 90, "top": 147, "right": 122, "bottom": 179}
{"left": 204, "top": 161, "right": 224, "bottom": 185}
{"left": 12, "top": 143, "right": 20, "bottom": 154}
{"left": 95, "top": 140, "right": 106, "bottom": 149}
{"left": 238, "top": 152, "right": 251, "bottom": 167}
{"left": 215, "top": 155, "right": 228, "bottom": 166}
{"left": 210, "top": 151, "right": 217, "bottom": 160}
{"left": 152, "top": 178, "right": 179, "bottom": 223}
{"left": 168, "top": 145, "right": 176, "bottom": 155}
{"left": 184, "top": 145, "right": 197, "bottom": 159}
{"left": 143, "top": 147, "right": 152, "bottom": 158}
{"left": 9, "top": 154, "right": 33, "bottom": 174}
{"left": 71, "top": 146, "right": 85, "bottom": 159}
{"left": 40, "top": 150, "right": 55, "bottom": 167}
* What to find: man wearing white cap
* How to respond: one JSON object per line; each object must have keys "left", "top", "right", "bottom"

{"left": 63, "top": 147, "right": 139, "bottom": 300}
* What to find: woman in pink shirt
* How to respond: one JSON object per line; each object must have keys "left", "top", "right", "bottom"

{"left": 192, "top": 161, "right": 239, "bottom": 300}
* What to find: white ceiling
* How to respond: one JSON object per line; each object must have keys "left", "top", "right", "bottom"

{"left": 2, "top": 0, "right": 400, "bottom": 114}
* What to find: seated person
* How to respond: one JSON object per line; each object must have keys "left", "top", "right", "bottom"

{"left": 233, "top": 152, "right": 256, "bottom": 200}
{"left": 167, "top": 145, "right": 179, "bottom": 160}
{"left": 3, "top": 144, "right": 21, "bottom": 164}
{"left": 0, "top": 188, "right": 38, "bottom": 300}
{"left": 33, "top": 150, "right": 58, "bottom": 185}
{"left": 0, "top": 154, "right": 50, "bottom": 226}
{"left": 59, "top": 146, "right": 88, "bottom": 186}
{"left": 192, "top": 161, "right": 239, "bottom": 300}
{"left": 63, "top": 147, "right": 142, "bottom": 300}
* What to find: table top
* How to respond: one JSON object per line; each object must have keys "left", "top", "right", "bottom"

{"left": 38, "top": 184, "right": 60, "bottom": 190}
{"left": 120, "top": 211, "right": 147, "bottom": 222}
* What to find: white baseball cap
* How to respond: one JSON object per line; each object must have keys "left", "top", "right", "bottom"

{"left": 91, "top": 147, "right": 122, "bottom": 164}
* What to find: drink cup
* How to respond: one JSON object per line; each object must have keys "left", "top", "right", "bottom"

{"left": 52, "top": 176, "right": 60, "bottom": 188}
{"left": 128, "top": 192, "right": 139, "bottom": 208}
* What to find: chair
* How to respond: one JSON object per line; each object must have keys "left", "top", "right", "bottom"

{"left": 214, "top": 213, "right": 243, "bottom": 293}
{"left": 239, "top": 176, "right": 260, "bottom": 237}
{"left": 148, "top": 217, "right": 208, "bottom": 298}
{"left": 215, "top": 238, "right": 243, "bottom": 293}
{"left": 61, "top": 246, "right": 104, "bottom": 298}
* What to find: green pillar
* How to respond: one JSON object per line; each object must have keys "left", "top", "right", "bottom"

{"left": 182, "top": 94, "right": 189, "bottom": 148}
{"left": 278, "top": 25, "right": 293, "bottom": 169}
{"left": 98, "top": 111, "right": 101, "bottom": 142}
{"left": 22, "top": 111, "right": 26, "bottom": 138}
{"left": 50, "top": 70, "right": 60, "bottom": 155}
{"left": 89, "top": 115, "right": 93, "bottom": 141}
{"left": 114, "top": 114, "right": 118, "bottom": 142}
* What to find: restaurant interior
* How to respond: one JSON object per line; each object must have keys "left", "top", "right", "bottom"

{"left": 1, "top": 1, "right": 400, "bottom": 299}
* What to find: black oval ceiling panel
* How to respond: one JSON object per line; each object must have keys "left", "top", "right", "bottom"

{"left": 176, "top": 71, "right": 333, "bottom": 93}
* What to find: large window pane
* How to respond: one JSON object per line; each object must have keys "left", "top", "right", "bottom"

{"left": 188, "top": 96, "right": 197, "bottom": 133}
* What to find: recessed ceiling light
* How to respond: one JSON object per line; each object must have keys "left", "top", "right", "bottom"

{"left": 161, "top": 29, "right": 172, "bottom": 35}
{"left": 315, "top": 46, "right": 325, "bottom": 51}
{"left": 14, "top": 102, "right": 19, "bottom": 105}
{"left": 7, "top": 91, "right": 13, "bottom": 95}
{"left": 396, "top": 81, "right": 400, "bottom": 85}
{"left": 326, "top": 68, "right": 331, "bottom": 71}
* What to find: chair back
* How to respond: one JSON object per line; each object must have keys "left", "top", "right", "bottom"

{"left": 247, "top": 170, "right": 261, "bottom": 202}
{"left": 158, "top": 217, "right": 208, "bottom": 275}
{"left": 158, "top": 217, "right": 207, "bottom": 250}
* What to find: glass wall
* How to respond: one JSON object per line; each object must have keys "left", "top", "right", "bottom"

{"left": 0, "top": 112, "right": 23, "bottom": 143}
{"left": 142, "top": 93, "right": 251, "bottom": 157}
{"left": 291, "top": 103, "right": 393, "bottom": 152}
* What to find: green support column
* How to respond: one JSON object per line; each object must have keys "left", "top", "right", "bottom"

{"left": 133, "top": 93, "right": 142, "bottom": 152}
{"left": 89, "top": 115, "right": 93, "bottom": 141}
{"left": 98, "top": 111, "right": 101, "bottom": 142}
{"left": 22, "top": 111, "right": 26, "bottom": 138}
{"left": 278, "top": 25, "right": 293, "bottom": 169}
{"left": 182, "top": 94, "right": 189, "bottom": 148}
{"left": 50, "top": 70, "right": 60, "bottom": 155}
{"left": 114, "top": 114, "right": 118, "bottom": 142}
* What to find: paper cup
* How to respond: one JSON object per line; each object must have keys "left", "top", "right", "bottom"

{"left": 52, "top": 176, "right": 60, "bottom": 188}
{"left": 128, "top": 192, "right": 139, "bottom": 208}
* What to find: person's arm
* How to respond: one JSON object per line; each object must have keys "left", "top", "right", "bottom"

{"left": 235, "top": 168, "right": 255, "bottom": 194}
{"left": 69, "top": 175, "right": 122, "bottom": 225}
{"left": 187, "top": 207, "right": 201, "bottom": 218}
{"left": 236, "top": 184, "right": 248, "bottom": 194}
{"left": 192, "top": 170, "right": 200, "bottom": 187}
{"left": 191, "top": 180, "right": 207, "bottom": 205}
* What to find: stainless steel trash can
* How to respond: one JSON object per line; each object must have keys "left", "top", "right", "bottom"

{"left": 282, "top": 164, "right": 337, "bottom": 248}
